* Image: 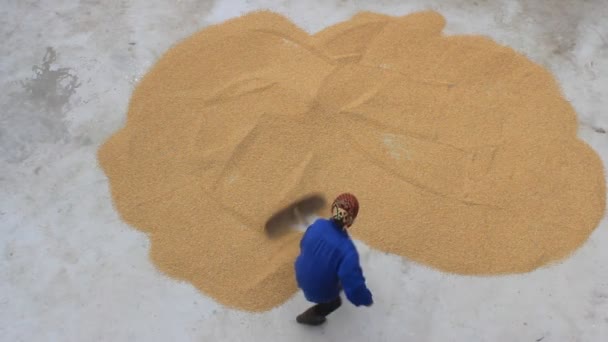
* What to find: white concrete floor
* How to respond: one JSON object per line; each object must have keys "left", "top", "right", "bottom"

{"left": 1, "top": 0, "right": 608, "bottom": 341}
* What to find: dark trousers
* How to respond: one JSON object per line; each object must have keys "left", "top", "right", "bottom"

{"left": 312, "top": 296, "right": 342, "bottom": 317}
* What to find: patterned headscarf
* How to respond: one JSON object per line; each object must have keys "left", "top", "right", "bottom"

{"left": 331, "top": 193, "right": 359, "bottom": 228}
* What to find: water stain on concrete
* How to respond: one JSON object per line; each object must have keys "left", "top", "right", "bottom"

{"left": 21, "top": 47, "right": 80, "bottom": 115}
{"left": 1, "top": 47, "right": 80, "bottom": 163}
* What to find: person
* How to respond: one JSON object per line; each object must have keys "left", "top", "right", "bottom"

{"left": 294, "top": 193, "right": 373, "bottom": 326}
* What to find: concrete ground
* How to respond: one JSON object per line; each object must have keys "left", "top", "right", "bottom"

{"left": 1, "top": 0, "right": 607, "bottom": 341}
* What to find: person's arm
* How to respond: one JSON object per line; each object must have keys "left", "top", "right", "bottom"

{"left": 337, "top": 245, "right": 373, "bottom": 307}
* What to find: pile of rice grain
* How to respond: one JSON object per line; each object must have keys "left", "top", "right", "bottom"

{"left": 98, "top": 11, "right": 606, "bottom": 311}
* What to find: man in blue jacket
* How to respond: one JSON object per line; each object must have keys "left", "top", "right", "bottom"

{"left": 294, "top": 193, "right": 373, "bottom": 326}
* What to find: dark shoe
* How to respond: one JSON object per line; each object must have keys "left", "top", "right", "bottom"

{"left": 296, "top": 307, "right": 327, "bottom": 326}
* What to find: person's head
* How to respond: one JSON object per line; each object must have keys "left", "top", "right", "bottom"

{"left": 330, "top": 193, "right": 359, "bottom": 229}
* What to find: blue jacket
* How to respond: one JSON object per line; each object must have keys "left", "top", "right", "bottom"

{"left": 294, "top": 218, "right": 373, "bottom": 306}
